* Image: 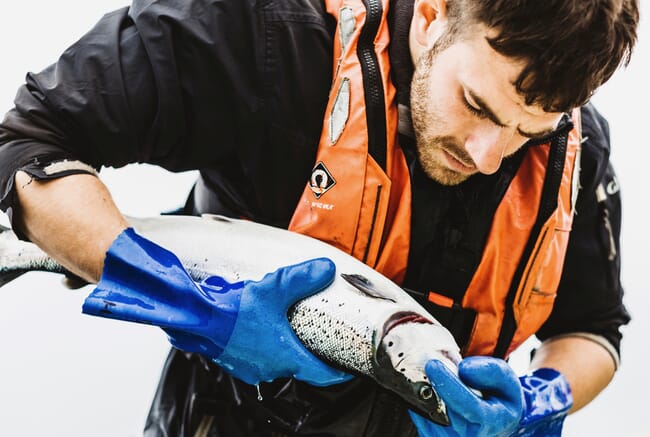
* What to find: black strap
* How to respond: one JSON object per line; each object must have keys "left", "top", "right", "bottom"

{"left": 358, "top": 0, "right": 388, "bottom": 171}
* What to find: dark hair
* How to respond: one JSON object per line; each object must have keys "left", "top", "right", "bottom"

{"left": 446, "top": 0, "right": 639, "bottom": 112}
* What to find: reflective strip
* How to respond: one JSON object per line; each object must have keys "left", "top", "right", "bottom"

{"left": 43, "top": 160, "right": 98, "bottom": 176}
{"left": 329, "top": 78, "right": 350, "bottom": 144}
{"left": 570, "top": 144, "right": 581, "bottom": 215}
{"left": 339, "top": 7, "right": 355, "bottom": 51}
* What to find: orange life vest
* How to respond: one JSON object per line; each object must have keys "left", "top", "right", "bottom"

{"left": 428, "top": 110, "right": 582, "bottom": 357}
{"left": 288, "top": 0, "right": 412, "bottom": 284}
{"left": 288, "top": 0, "right": 582, "bottom": 358}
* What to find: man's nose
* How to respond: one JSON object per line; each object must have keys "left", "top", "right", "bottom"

{"left": 463, "top": 125, "right": 512, "bottom": 175}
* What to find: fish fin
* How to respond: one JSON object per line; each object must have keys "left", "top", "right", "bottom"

{"left": 340, "top": 273, "right": 396, "bottom": 302}
{"left": 200, "top": 214, "right": 233, "bottom": 223}
{"left": 0, "top": 270, "right": 27, "bottom": 288}
{"left": 0, "top": 224, "right": 28, "bottom": 287}
{"left": 61, "top": 273, "right": 89, "bottom": 289}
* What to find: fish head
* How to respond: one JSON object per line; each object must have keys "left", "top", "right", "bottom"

{"left": 373, "top": 312, "right": 462, "bottom": 426}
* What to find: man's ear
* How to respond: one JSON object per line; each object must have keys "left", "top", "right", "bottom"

{"left": 411, "top": 0, "right": 448, "bottom": 50}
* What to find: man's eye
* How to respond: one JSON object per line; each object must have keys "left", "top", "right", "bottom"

{"left": 462, "top": 97, "right": 486, "bottom": 119}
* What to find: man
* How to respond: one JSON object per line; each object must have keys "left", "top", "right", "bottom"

{"left": 0, "top": 0, "right": 638, "bottom": 435}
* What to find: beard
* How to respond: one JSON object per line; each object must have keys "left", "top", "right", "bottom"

{"left": 412, "top": 133, "right": 476, "bottom": 185}
{"left": 410, "top": 44, "right": 476, "bottom": 186}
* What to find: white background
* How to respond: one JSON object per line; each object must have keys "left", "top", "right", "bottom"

{"left": 0, "top": 1, "right": 647, "bottom": 436}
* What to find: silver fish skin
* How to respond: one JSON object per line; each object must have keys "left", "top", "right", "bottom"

{"left": 0, "top": 215, "right": 461, "bottom": 425}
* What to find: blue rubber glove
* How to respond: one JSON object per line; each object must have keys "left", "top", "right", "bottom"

{"left": 511, "top": 368, "right": 573, "bottom": 437}
{"left": 409, "top": 357, "right": 524, "bottom": 436}
{"left": 82, "top": 228, "right": 352, "bottom": 386}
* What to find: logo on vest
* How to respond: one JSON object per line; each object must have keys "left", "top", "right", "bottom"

{"left": 309, "top": 162, "right": 336, "bottom": 199}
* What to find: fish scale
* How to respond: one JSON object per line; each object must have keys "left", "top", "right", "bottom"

{"left": 290, "top": 296, "right": 376, "bottom": 374}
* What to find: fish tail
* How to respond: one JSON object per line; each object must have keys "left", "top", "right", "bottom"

{"left": 0, "top": 224, "right": 28, "bottom": 287}
{"left": 0, "top": 270, "right": 27, "bottom": 287}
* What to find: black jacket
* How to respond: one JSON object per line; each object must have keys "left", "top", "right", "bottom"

{"left": 0, "top": 0, "right": 628, "bottom": 435}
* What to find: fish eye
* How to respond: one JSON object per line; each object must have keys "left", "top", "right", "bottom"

{"left": 419, "top": 385, "right": 434, "bottom": 400}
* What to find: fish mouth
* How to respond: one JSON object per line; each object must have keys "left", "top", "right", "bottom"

{"left": 383, "top": 312, "right": 433, "bottom": 335}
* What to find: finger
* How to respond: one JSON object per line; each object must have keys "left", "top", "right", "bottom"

{"left": 61, "top": 273, "right": 88, "bottom": 289}
{"left": 424, "top": 359, "right": 486, "bottom": 420}
{"left": 162, "top": 328, "right": 226, "bottom": 357}
{"left": 458, "top": 357, "right": 522, "bottom": 407}
{"left": 293, "top": 351, "right": 354, "bottom": 386}
{"left": 265, "top": 311, "right": 353, "bottom": 386}
{"left": 261, "top": 257, "right": 336, "bottom": 305}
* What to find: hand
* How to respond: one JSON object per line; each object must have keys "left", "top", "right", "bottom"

{"left": 409, "top": 357, "right": 524, "bottom": 436}
{"left": 82, "top": 228, "right": 352, "bottom": 386}
{"left": 511, "top": 368, "right": 573, "bottom": 437}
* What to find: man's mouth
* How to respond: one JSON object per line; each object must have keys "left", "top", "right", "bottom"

{"left": 442, "top": 149, "right": 476, "bottom": 173}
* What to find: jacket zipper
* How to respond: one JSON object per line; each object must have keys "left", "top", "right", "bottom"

{"left": 357, "top": 0, "right": 386, "bottom": 260}
{"left": 357, "top": 0, "right": 387, "bottom": 171}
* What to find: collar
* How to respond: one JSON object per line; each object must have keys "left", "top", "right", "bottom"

{"left": 398, "top": 103, "right": 416, "bottom": 138}
{"left": 388, "top": 0, "right": 416, "bottom": 107}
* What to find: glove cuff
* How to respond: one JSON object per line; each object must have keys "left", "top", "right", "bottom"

{"left": 83, "top": 228, "right": 241, "bottom": 355}
{"left": 514, "top": 368, "right": 572, "bottom": 437}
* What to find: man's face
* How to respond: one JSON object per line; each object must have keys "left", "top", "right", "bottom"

{"left": 410, "top": 26, "right": 563, "bottom": 185}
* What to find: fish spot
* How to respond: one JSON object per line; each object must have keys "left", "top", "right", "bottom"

{"left": 388, "top": 341, "right": 394, "bottom": 347}
{"left": 398, "top": 352, "right": 404, "bottom": 358}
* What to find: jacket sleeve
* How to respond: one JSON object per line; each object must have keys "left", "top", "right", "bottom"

{"left": 0, "top": 7, "right": 158, "bottom": 218}
{"left": 536, "top": 103, "right": 630, "bottom": 360}
{"left": 0, "top": 0, "right": 263, "bottom": 227}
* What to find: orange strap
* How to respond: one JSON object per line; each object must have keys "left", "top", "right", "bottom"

{"left": 288, "top": 0, "right": 411, "bottom": 283}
